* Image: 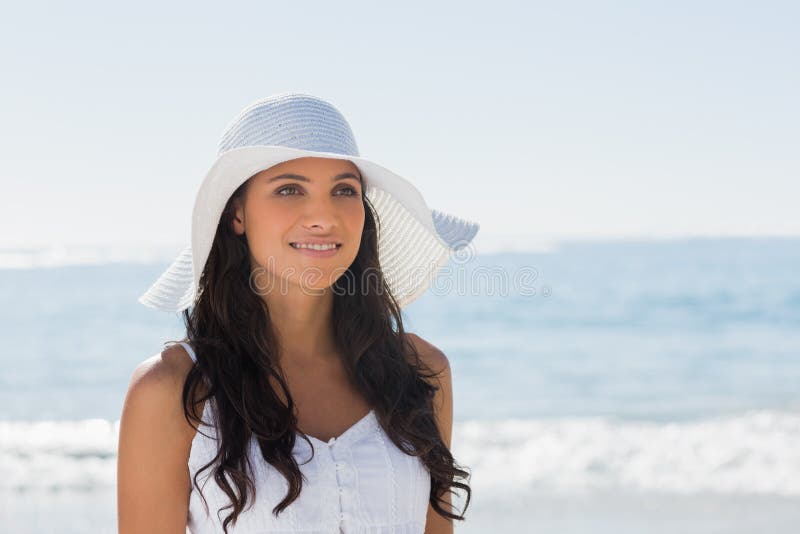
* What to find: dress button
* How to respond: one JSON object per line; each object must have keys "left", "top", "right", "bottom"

{"left": 340, "top": 512, "right": 347, "bottom": 520}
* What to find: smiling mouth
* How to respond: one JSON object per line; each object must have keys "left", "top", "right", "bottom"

{"left": 289, "top": 243, "right": 342, "bottom": 249}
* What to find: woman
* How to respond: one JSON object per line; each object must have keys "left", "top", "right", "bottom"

{"left": 117, "top": 92, "right": 478, "bottom": 533}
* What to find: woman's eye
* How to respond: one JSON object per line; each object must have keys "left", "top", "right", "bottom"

{"left": 276, "top": 185, "right": 299, "bottom": 196}
{"left": 336, "top": 186, "right": 359, "bottom": 196}
{"left": 276, "top": 185, "right": 359, "bottom": 197}
{"left": 276, "top": 185, "right": 358, "bottom": 197}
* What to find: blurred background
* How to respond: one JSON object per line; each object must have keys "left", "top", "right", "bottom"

{"left": 1, "top": 1, "right": 798, "bottom": 533}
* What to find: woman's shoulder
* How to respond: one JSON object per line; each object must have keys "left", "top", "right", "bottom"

{"left": 403, "top": 332, "right": 454, "bottom": 450}
{"left": 119, "top": 343, "right": 203, "bottom": 447}
{"left": 404, "top": 332, "right": 450, "bottom": 374}
{"left": 117, "top": 343, "right": 204, "bottom": 528}
{"left": 125, "top": 343, "right": 196, "bottom": 404}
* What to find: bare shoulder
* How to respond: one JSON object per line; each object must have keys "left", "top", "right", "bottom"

{"left": 131, "top": 343, "right": 194, "bottom": 392}
{"left": 403, "top": 333, "right": 457, "bottom": 531}
{"left": 404, "top": 332, "right": 453, "bottom": 445}
{"left": 121, "top": 344, "right": 197, "bottom": 424}
{"left": 121, "top": 342, "right": 202, "bottom": 446}
{"left": 116, "top": 343, "right": 198, "bottom": 533}
{"left": 404, "top": 332, "right": 450, "bottom": 375}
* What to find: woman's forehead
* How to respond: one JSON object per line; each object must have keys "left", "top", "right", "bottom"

{"left": 267, "top": 156, "right": 360, "bottom": 175}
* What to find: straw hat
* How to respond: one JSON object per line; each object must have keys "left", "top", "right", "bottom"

{"left": 138, "top": 92, "right": 480, "bottom": 312}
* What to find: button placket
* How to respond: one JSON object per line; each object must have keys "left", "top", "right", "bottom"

{"left": 329, "top": 442, "right": 352, "bottom": 527}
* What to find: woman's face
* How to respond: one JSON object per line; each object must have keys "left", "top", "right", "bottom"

{"left": 232, "top": 156, "right": 366, "bottom": 296}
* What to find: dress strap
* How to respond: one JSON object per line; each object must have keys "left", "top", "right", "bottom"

{"left": 177, "top": 341, "right": 197, "bottom": 363}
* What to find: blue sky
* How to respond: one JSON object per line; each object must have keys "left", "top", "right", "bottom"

{"left": 1, "top": 1, "right": 797, "bottom": 252}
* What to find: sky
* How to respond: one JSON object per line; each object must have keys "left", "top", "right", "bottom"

{"left": 1, "top": 1, "right": 798, "bottom": 254}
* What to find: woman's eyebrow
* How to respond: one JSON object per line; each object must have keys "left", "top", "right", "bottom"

{"left": 266, "top": 172, "right": 362, "bottom": 183}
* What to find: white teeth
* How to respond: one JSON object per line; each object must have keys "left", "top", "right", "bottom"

{"left": 291, "top": 243, "right": 339, "bottom": 250}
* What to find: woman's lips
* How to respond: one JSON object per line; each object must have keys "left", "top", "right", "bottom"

{"left": 289, "top": 243, "right": 341, "bottom": 258}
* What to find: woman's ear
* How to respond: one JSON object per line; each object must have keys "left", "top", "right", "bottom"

{"left": 231, "top": 197, "right": 246, "bottom": 235}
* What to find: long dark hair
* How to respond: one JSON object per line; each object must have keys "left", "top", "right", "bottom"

{"left": 169, "top": 174, "right": 471, "bottom": 532}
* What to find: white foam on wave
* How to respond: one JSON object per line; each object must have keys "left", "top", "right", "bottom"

{"left": 456, "top": 409, "right": 800, "bottom": 497}
{"left": 1, "top": 410, "right": 799, "bottom": 495}
{"left": 0, "top": 418, "right": 119, "bottom": 491}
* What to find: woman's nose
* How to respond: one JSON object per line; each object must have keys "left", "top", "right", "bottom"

{"left": 300, "top": 196, "right": 340, "bottom": 228}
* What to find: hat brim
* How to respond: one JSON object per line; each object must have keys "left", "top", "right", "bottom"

{"left": 138, "top": 146, "right": 479, "bottom": 313}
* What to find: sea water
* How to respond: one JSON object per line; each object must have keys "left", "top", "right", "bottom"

{"left": 1, "top": 237, "right": 798, "bottom": 533}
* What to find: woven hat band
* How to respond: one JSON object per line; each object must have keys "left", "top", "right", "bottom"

{"left": 216, "top": 93, "right": 360, "bottom": 157}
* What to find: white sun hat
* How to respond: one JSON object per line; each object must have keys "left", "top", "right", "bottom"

{"left": 138, "top": 92, "right": 480, "bottom": 313}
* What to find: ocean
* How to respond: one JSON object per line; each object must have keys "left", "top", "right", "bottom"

{"left": 1, "top": 237, "right": 798, "bottom": 533}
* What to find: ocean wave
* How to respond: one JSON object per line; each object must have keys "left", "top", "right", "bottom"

{"left": 458, "top": 409, "right": 800, "bottom": 497}
{"left": 1, "top": 410, "right": 799, "bottom": 496}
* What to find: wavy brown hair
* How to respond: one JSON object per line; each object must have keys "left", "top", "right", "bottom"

{"left": 167, "top": 174, "right": 471, "bottom": 532}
